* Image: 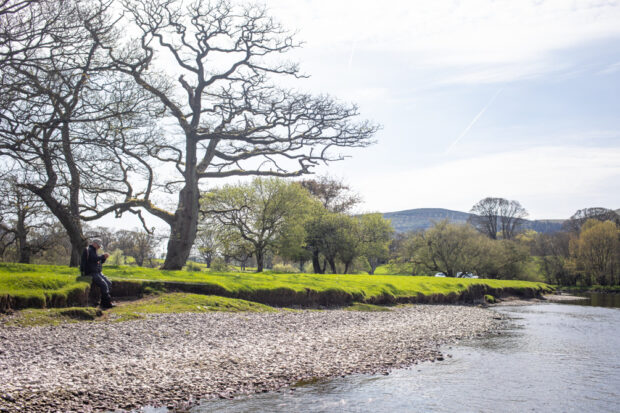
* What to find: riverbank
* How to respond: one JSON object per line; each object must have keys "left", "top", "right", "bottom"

{"left": 0, "top": 305, "right": 504, "bottom": 412}
{"left": 0, "top": 263, "right": 552, "bottom": 312}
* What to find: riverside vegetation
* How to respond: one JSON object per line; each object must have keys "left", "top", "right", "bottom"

{"left": 0, "top": 262, "right": 552, "bottom": 316}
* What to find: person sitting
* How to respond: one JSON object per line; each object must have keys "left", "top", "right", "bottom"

{"left": 80, "top": 239, "right": 114, "bottom": 309}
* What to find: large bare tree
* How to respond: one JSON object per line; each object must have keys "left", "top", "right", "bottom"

{"left": 105, "top": 0, "right": 378, "bottom": 269}
{"left": 469, "top": 197, "right": 528, "bottom": 240}
{"left": 0, "top": 0, "right": 161, "bottom": 265}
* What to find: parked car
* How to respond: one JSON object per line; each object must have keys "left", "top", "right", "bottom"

{"left": 457, "top": 272, "right": 479, "bottom": 279}
{"left": 434, "top": 272, "right": 446, "bottom": 277}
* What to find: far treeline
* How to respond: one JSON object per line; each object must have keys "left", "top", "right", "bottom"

{"left": 3, "top": 171, "right": 619, "bottom": 288}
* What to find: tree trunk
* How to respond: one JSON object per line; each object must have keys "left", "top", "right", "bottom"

{"left": 369, "top": 258, "right": 377, "bottom": 275}
{"left": 18, "top": 246, "right": 30, "bottom": 264}
{"left": 299, "top": 259, "right": 305, "bottom": 272}
{"left": 255, "top": 249, "right": 264, "bottom": 273}
{"left": 16, "top": 211, "right": 30, "bottom": 264}
{"left": 162, "top": 182, "right": 200, "bottom": 270}
{"left": 312, "top": 250, "right": 323, "bottom": 274}
{"left": 327, "top": 257, "right": 337, "bottom": 274}
{"left": 343, "top": 261, "right": 350, "bottom": 274}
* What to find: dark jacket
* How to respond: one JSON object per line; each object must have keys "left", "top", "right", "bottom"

{"left": 80, "top": 244, "right": 107, "bottom": 276}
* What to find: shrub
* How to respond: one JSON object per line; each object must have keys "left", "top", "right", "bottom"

{"left": 107, "top": 249, "right": 125, "bottom": 266}
{"left": 484, "top": 294, "right": 496, "bottom": 304}
{"left": 184, "top": 261, "right": 203, "bottom": 272}
{"left": 210, "top": 258, "right": 230, "bottom": 272}
{"left": 271, "top": 263, "right": 299, "bottom": 274}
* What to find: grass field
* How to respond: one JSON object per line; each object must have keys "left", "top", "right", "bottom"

{"left": 4, "top": 293, "right": 276, "bottom": 326}
{"left": 0, "top": 262, "right": 553, "bottom": 312}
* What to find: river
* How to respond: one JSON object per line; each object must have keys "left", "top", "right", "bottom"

{"left": 193, "top": 295, "right": 620, "bottom": 412}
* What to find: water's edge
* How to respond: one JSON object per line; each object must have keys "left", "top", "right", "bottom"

{"left": 186, "top": 302, "right": 620, "bottom": 413}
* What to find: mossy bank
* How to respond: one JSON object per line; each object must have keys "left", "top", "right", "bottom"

{"left": 0, "top": 263, "right": 553, "bottom": 312}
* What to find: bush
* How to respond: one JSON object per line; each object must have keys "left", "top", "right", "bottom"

{"left": 271, "top": 263, "right": 299, "bottom": 273}
{"left": 484, "top": 294, "right": 496, "bottom": 304}
{"left": 107, "top": 249, "right": 125, "bottom": 266}
{"left": 210, "top": 258, "right": 230, "bottom": 272}
{"left": 184, "top": 261, "right": 203, "bottom": 272}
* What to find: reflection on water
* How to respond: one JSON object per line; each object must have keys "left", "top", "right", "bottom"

{"left": 559, "top": 292, "right": 620, "bottom": 308}
{"left": 196, "top": 304, "right": 620, "bottom": 413}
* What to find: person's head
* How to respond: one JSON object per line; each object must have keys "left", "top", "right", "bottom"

{"left": 91, "top": 239, "right": 104, "bottom": 250}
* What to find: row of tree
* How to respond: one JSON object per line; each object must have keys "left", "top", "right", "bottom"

{"left": 196, "top": 177, "right": 394, "bottom": 274}
{"left": 0, "top": 0, "right": 377, "bottom": 269}
{"left": 387, "top": 205, "right": 619, "bottom": 286}
{"left": 532, "top": 210, "right": 620, "bottom": 286}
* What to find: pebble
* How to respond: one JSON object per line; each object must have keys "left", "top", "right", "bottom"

{"left": 0, "top": 305, "right": 503, "bottom": 412}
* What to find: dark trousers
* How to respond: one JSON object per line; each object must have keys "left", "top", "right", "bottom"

{"left": 91, "top": 272, "right": 112, "bottom": 306}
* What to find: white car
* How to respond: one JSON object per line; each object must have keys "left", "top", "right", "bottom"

{"left": 434, "top": 272, "right": 446, "bottom": 277}
{"left": 457, "top": 272, "right": 479, "bottom": 279}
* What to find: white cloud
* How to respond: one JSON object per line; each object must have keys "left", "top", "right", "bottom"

{"left": 599, "top": 61, "right": 620, "bottom": 75}
{"left": 354, "top": 146, "right": 620, "bottom": 219}
{"left": 267, "top": 0, "right": 620, "bottom": 83}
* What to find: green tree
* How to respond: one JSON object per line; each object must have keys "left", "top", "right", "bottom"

{"left": 358, "top": 213, "right": 394, "bottom": 275}
{"left": 405, "top": 220, "right": 486, "bottom": 277}
{"left": 304, "top": 211, "right": 360, "bottom": 274}
{"left": 571, "top": 219, "right": 619, "bottom": 285}
{"left": 202, "top": 178, "right": 312, "bottom": 272}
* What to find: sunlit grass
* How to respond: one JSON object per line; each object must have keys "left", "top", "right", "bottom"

{"left": 1, "top": 262, "right": 553, "bottom": 312}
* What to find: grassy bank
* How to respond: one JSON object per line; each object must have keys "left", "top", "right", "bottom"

{"left": 0, "top": 262, "right": 553, "bottom": 312}
{"left": 4, "top": 293, "right": 276, "bottom": 326}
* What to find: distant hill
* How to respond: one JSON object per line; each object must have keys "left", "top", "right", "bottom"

{"left": 383, "top": 208, "right": 564, "bottom": 234}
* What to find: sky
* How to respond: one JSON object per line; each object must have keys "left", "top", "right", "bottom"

{"left": 98, "top": 0, "right": 620, "bottom": 232}
{"left": 257, "top": 0, "right": 620, "bottom": 220}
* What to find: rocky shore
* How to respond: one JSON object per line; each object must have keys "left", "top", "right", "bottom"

{"left": 0, "top": 305, "right": 504, "bottom": 412}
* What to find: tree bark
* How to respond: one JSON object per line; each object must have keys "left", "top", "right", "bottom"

{"left": 327, "top": 257, "right": 337, "bottom": 274}
{"left": 162, "top": 184, "right": 200, "bottom": 270}
{"left": 344, "top": 261, "right": 350, "bottom": 274}
{"left": 255, "top": 249, "right": 264, "bottom": 273}
{"left": 312, "top": 250, "right": 323, "bottom": 274}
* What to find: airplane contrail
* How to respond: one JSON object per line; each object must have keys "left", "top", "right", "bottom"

{"left": 347, "top": 40, "right": 358, "bottom": 72}
{"left": 446, "top": 88, "right": 503, "bottom": 153}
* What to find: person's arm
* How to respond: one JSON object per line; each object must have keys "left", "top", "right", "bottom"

{"left": 98, "top": 254, "right": 109, "bottom": 264}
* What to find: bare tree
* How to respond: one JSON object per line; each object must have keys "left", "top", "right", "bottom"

{"left": 498, "top": 199, "right": 528, "bottom": 239}
{"left": 0, "top": 0, "right": 162, "bottom": 265}
{"left": 469, "top": 197, "right": 528, "bottom": 240}
{"left": 300, "top": 175, "right": 361, "bottom": 213}
{"left": 563, "top": 207, "right": 620, "bottom": 233}
{"left": 0, "top": 175, "right": 59, "bottom": 262}
{"left": 105, "top": 0, "right": 378, "bottom": 269}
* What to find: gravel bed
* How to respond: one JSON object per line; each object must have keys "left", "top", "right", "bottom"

{"left": 0, "top": 305, "right": 504, "bottom": 412}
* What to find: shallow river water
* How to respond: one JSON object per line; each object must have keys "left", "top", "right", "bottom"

{"left": 193, "top": 298, "right": 620, "bottom": 413}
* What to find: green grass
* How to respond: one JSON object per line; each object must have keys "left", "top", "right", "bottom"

{"left": 101, "top": 265, "right": 551, "bottom": 296}
{"left": 3, "top": 306, "right": 102, "bottom": 327}
{"left": 1, "top": 262, "right": 553, "bottom": 311}
{"left": 0, "top": 263, "right": 90, "bottom": 310}
{"left": 110, "top": 293, "right": 275, "bottom": 318}
{"left": 2, "top": 293, "right": 275, "bottom": 326}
